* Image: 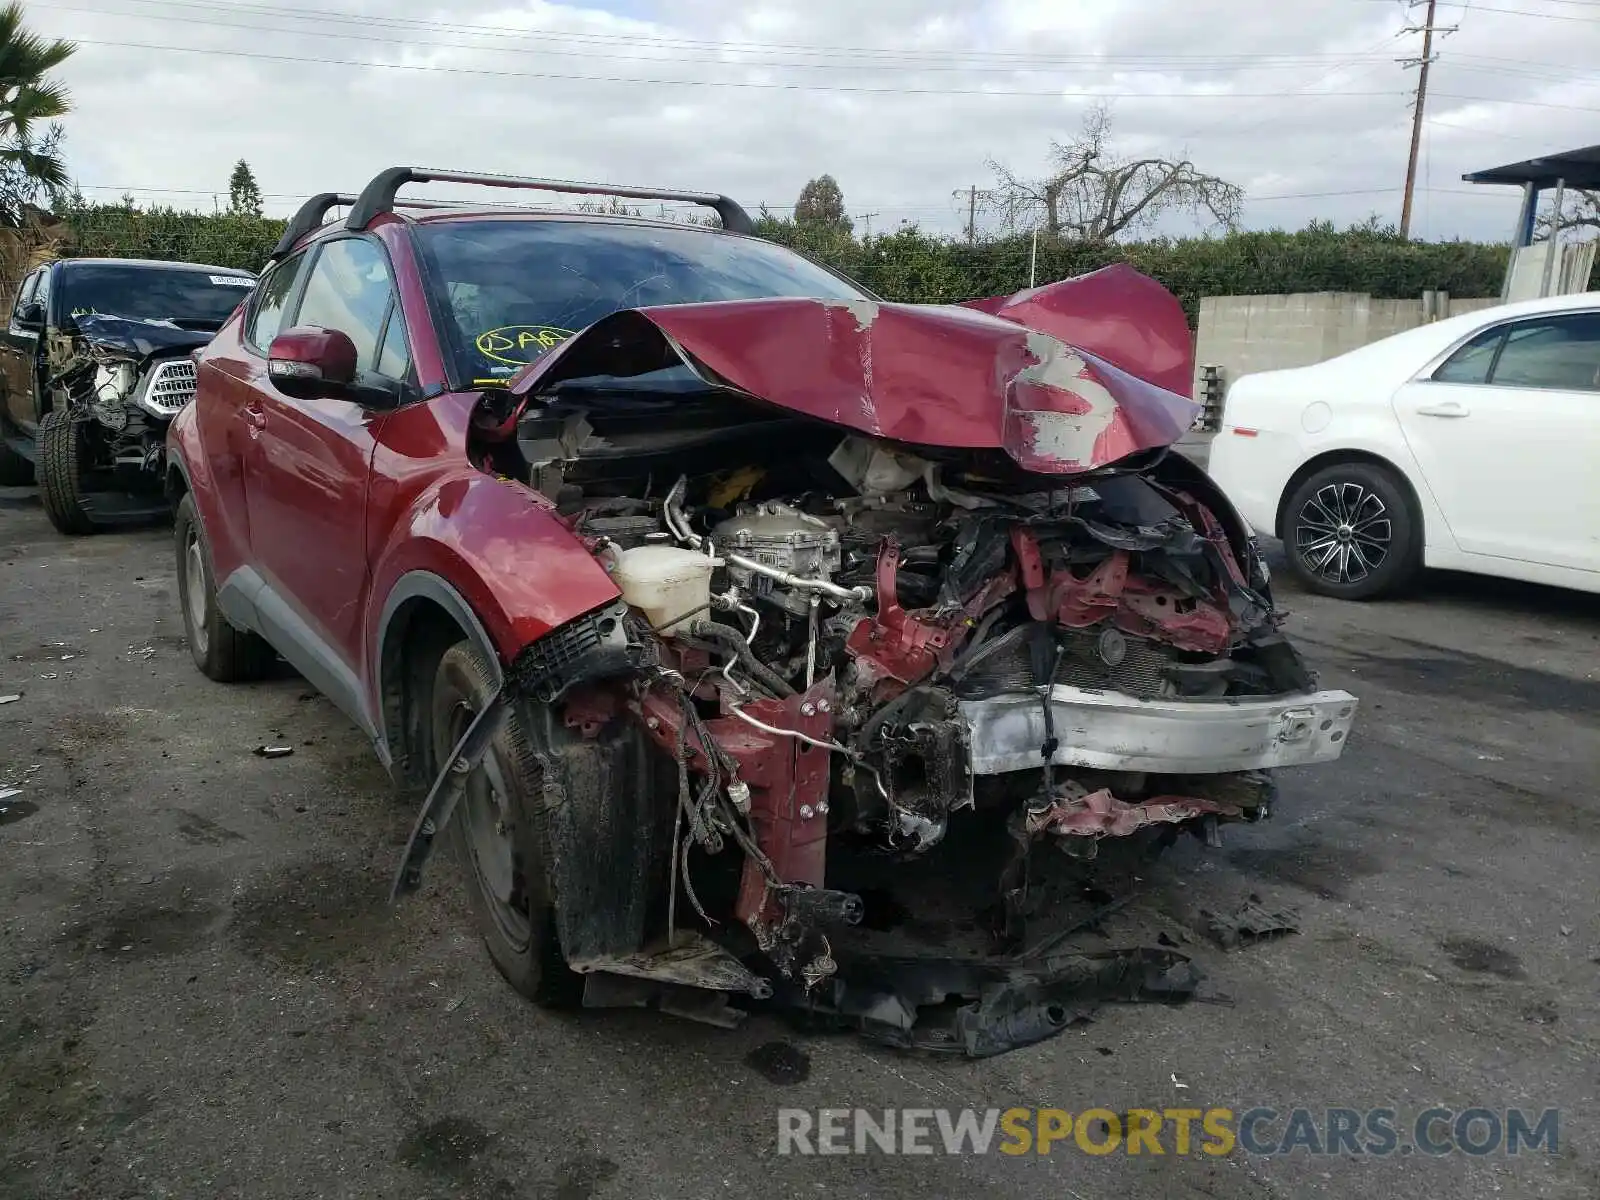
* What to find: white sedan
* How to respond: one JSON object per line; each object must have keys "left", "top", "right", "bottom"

{"left": 1207, "top": 291, "right": 1600, "bottom": 599}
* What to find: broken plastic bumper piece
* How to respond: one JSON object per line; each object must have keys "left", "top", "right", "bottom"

{"left": 959, "top": 685, "right": 1360, "bottom": 775}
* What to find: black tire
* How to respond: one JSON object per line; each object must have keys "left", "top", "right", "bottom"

{"left": 174, "top": 492, "right": 277, "bottom": 682}
{"left": 37, "top": 410, "right": 98, "bottom": 535}
{"left": 0, "top": 419, "right": 32, "bottom": 485}
{"left": 430, "top": 642, "right": 580, "bottom": 1007}
{"left": 1281, "top": 461, "right": 1421, "bottom": 600}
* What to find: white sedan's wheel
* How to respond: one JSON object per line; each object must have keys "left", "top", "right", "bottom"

{"left": 1283, "top": 462, "right": 1421, "bottom": 600}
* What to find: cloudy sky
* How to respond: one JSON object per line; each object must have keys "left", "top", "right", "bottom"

{"left": 29, "top": 0, "right": 1600, "bottom": 241}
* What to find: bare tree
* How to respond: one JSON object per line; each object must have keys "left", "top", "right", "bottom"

{"left": 1535, "top": 190, "right": 1600, "bottom": 241}
{"left": 978, "top": 105, "right": 1242, "bottom": 242}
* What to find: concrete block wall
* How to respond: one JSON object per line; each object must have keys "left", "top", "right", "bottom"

{"left": 1192, "top": 292, "right": 1502, "bottom": 399}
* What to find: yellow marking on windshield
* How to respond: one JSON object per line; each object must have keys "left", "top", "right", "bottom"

{"left": 474, "top": 324, "right": 575, "bottom": 367}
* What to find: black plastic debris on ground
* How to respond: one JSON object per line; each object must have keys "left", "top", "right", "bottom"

{"left": 254, "top": 745, "right": 295, "bottom": 759}
{"left": 1200, "top": 894, "right": 1300, "bottom": 950}
{"left": 771, "top": 946, "right": 1201, "bottom": 1059}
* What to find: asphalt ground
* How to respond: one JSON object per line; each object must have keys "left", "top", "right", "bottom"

{"left": 2, "top": 483, "right": 1597, "bottom": 1200}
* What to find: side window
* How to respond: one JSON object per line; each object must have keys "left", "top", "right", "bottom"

{"left": 1487, "top": 314, "right": 1600, "bottom": 392}
{"left": 32, "top": 268, "right": 51, "bottom": 318}
{"left": 12, "top": 269, "right": 39, "bottom": 322}
{"left": 292, "top": 238, "right": 395, "bottom": 373}
{"left": 1432, "top": 327, "right": 1503, "bottom": 385}
{"left": 247, "top": 252, "right": 306, "bottom": 351}
{"left": 376, "top": 304, "right": 410, "bottom": 379}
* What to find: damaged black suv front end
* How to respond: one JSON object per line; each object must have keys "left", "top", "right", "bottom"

{"left": 50, "top": 314, "right": 213, "bottom": 476}
{"left": 13, "top": 258, "right": 257, "bottom": 534}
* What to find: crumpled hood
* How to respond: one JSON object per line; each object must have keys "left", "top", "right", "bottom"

{"left": 509, "top": 263, "right": 1197, "bottom": 475}
{"left": 68, "top": 313, "right": 215, "bottom": 359}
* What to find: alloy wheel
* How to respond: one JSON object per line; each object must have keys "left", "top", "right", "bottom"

{"left": 1294, "top": 481, "right": 1392, "bottom": 586}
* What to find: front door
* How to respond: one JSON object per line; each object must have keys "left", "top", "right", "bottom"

{"left": 2, "top": 269, "right": 43, "bottom": 434}
{"left": 242, "top": 234, "right": 410, "bottom": 674}
{"left": 199, "top": 247, "right": 313, "bottom": 579}
{"left": 1392, "top": 309, "right": 1600, "bottom": 570}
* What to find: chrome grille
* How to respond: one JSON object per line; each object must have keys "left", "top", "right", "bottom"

{"left": 142, "top": 359, "right": 197, "bottom": 415}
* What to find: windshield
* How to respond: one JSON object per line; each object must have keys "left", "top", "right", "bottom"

{"left": 59, "top": 265, "right": 256, "bottom": 327}
{"left": 413, "top": 218, "right": 871, "bottom": 386}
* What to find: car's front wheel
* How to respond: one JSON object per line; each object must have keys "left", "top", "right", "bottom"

{"left": 174, "top": 493, "right": 277, "bottom": 681}
{"left": 37, "top": 410, "right": 101, "bottom": 535}
{"left": 430, "top": 641, "right": 581, "bottom": 1007}
{"left": 1282, "top": 461, "right": 1421, "bottom": 600}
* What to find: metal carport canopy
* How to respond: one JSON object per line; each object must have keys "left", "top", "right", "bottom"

{"left": 1463, "top": 144, "right": 1600, "bottom": 258}
{"left": 1463, "top": 144, "right": 1600, "bottom": 191}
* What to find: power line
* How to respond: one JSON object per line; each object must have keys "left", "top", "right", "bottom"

{"left": 40, "top": 0, "right": 1440, "bottom": 64}
{"left": 50, "top": 31, "right": 1600, "bottom": 111}
{"left": 42, "top": 36, "right": 1425, "bottom": 98}
{"left": 1433, "top": 92, "right": 1600, "bottom": 111}
{"left": 1176, "top": 28, "right": 1410, "bottom": 144}
{"left": 1444, "top": 60, "right": 1600, "bottom": 84}
{"left": 47, "top": 5, "right": 1600, "bottom": 100}
{"left": 1247, "top": 185, "right": 1505, "bottom": 201}
{"left": 1453, "top": 51, "right": 1600, "bottom": 70}
{"left": 1445, "top": 1, "right": 1600, "bottom": 19}
{"left": 1425, "top": 117, "right": 1544, "bottom": 141}
{"left": 32, "top": 2, "right": 1415, "bottom": 75}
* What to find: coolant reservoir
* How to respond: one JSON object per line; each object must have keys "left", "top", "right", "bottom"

{"left": 609, "top": 545, "right": 718, "bottom": 636}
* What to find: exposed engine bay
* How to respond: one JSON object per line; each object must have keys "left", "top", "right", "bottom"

{"left": 46, "top": 313, "right": 210, "bottom": 481}
{"left": 411, "top": 374, "right": 1356, "bottom": 1041}
{"left": 392, "top": 278, "right": 1359, "bottom": 1054}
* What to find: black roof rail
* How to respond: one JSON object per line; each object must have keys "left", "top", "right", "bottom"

{"left": 343, "top": 167, "right": 757, "bottom": 235}
{"left": 270, "top": 193, "right": 357, "bottom": 262}
{"left": 271, "top": 193, "right": 510, "bottom": 262}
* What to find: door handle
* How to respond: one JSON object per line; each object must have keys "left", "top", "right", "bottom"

{"left": 243, "top": 402, "right": 268, "bottom": 430}
{"left": 1415, "top": 400, "right": 1469, "bottom": 418}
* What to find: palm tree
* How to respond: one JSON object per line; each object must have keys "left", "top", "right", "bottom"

{"left": 0, "top": 2, "right": 74, "bottom": 221}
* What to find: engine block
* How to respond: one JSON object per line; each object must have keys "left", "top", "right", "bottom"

{"left": 712, "top": 503, "right": 842, "bottom": 615}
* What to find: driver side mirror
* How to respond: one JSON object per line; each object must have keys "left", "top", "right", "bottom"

{"left": 15, "top": 300, "right": 43, "bottom": 329}
{"left": 267, "top": 326, "right": 358, "bottom": 401}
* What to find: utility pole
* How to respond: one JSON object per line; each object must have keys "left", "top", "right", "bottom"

{"left": 1399, "top": 0, "right": 1456, "bottom": 239}
{"left": 859, "top": 211, "right": 880, "bottom": 239}
{"left": 967, "top": 184, "right": 977, "bottom": 243}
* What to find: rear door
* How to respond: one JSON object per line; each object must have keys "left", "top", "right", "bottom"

{"left": 243, "top": 234, "right": 410, "bottom": 670}
{"left": 1392, "top": 310, "right": 1600, "bottom": 570}
{"left": 2, "top": 269, "right": 43, "bottom": 433}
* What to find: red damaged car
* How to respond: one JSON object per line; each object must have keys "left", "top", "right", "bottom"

{"left": 168, "top": 168, "right": 1358, "bottom": 1052}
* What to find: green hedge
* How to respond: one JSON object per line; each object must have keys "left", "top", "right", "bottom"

{"left": 58, "top": 202, "right": 1509, "bottom": 322}
{"left": 63, "top": 202, "right": 285, "bottom": 274}
{"left": 756, "top": 217, "right": 1510, "bottom": 321}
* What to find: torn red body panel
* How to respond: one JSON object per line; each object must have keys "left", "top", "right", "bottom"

{"left": 846, "top": 541, "right": 1019, "bottom": 702}
{"left": 1010, "top": 529, "right": 1233, "bottom": 655}
{"left": 1027, "top": 788, "right": 1240, "bottom": 838}
{"left": 509, "top": 265, "right": 1199, "bottom": 474}
{"left": 960, "top": 263, "right": 1195, "bottom": 400}
{"left": 634, "top": 679, "right": 835, "bottom": 930}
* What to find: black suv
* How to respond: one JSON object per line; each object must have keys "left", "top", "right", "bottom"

{"left": 0, "top": 256, "right": 257, "bottom": 533}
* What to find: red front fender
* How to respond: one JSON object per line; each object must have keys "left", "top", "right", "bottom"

{"left": 365, "top": 470, "right": 621, "bottom": 671}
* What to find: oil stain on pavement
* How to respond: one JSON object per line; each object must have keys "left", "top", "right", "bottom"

{"left": 1439, "top": 934, "right": 1528, "bottom": 980}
